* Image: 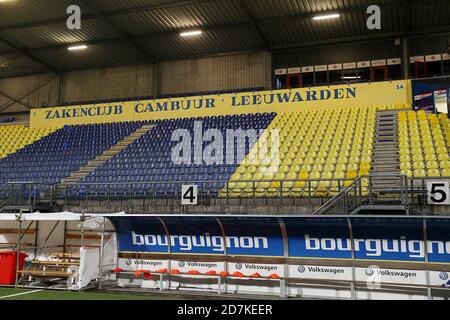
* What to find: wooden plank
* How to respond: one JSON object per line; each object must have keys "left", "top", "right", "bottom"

{"left": 31, "top": 260, "right": 80, "bottom": 266}
{"left": 18, "top": 270, "right": 72, "bottom": 278}
{"left": 64, "top": 245, "right": 100, "bottom": 248}
{"left": 0, "top": 228, "right": 36, "bottom": 234}
{"left": 65, "top": 233, "right": 102, "bottom": 240}
{"left": 0, "top": 242, "right": 34, "bottom": 246}
{"left": 48, "top": 252, "right": 80, "bottom": 258}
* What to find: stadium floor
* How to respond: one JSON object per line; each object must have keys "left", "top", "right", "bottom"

{"left": 0, "top": 287, "right": 181, "bottom": 300}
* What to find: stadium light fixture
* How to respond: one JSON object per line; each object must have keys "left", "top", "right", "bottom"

{"left": 180, "top": 30, "right": 203, "bottom": 37}
{"left": 342, "top": 76, "right": 362, "bottom": 80}
{"left": 313, "top": 13, "right": 340, "bottom": 21}
{"left": 68, "top": 44, "right": 88, "bottom": 51}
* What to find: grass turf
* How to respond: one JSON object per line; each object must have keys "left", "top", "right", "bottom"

{"left": 0, "top": 287, "right": 181, "bottom": 300}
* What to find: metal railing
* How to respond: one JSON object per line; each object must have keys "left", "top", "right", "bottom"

{"left": 55, "top": 178, "right": 354, "bottom": 211}
{"left": 0, "top": 182, "right": 39, "bottom": 212}
{"left": 0, "top": 175, "right": 449, "bottom": 214}
{"left": 313, "top": 177, "right": 365, "bottom": 215}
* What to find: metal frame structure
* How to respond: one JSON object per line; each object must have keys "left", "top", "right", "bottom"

{"left": 1, "top": 213, "right": 450, "bottom": 299}
{"left": 1, "top": 175, "right": 449, "bottom": 215}
{"left": 101, "top": 213, "right": 450, "bottom": 300}
{"left": 0, "top": 212, "right": 112, "bottom": 291}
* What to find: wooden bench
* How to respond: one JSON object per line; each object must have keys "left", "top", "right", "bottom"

{"left": 48, "top": 253, "right": 80, "bottom": 260}
{"left": 18, "top": 269, "right": 74, "bottom": 278}
{"left": 31, "top": 260, "right": 80, "bottom": 267}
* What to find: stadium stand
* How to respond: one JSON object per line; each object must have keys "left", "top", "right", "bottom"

{"left": 1, "top": 106, "right": 420, "bottom": 203}
{"left": 0, "top": 117, "right": 16, "bottom": 124}
{"left": 221, "top": 105, "right": 407, "bottom": 198}
{"left": 399, "top": 111, "right": 450, "bottom": 178}
{"left": 69, "top": 113, "right": 276, "bottom": 199}
{"left": 0, "top": 124, "right": 59, "bottom": 159}
{"left": 0, "top": 122, "right": 144, "bottom": 187}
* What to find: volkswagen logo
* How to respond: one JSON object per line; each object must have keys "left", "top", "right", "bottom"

{"left": 125, "top": 259, "right": 132, "bottom": 266}
{"left": 365, "top": 267, "right": 374, "bottom": 276}
{"left": 235, "top": 263, "right": 242, "bottom": 270}
{"left": 178, "top": 261, "right": 186, "bottom": 268}
{"left": 297, "top": 265, "right": 306, "bottom": 273}
{"left": 439, "top": 272, "right": 448, "bottom": 281}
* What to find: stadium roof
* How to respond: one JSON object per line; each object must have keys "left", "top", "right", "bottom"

{"left": 0, "top": 0, "right": 449, "bottom": 78}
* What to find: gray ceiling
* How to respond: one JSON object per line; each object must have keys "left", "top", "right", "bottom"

{"left": 0, "top": 0, "right": 449, "bottom": 78}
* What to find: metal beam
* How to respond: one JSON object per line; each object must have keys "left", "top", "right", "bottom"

{"left": 1, "top": 0, "right": 448, "bottom": 56}
{"left": 0, "top": 35, "right": 58, "bottom": 72}
{"left": 0, "top": 73, "right": 59, "bottom": 112}
{"left": 0, "top": 90, "right": 32, "bottom": 110}
{"left": 233, "top": 0, "right": 270, "bottom": 50}
{"left": 76, "top": 0, "right": 155, "bottom": 62}
{"left": 0, "top": 0, "right": 213, "bottom": 32}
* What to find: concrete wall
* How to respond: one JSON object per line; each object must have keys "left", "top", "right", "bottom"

{"left": 159, "top": 51, "right": 271, "bottom": 95}
{"left": 0, "top": 51, "right": 271, "bottom": 115}
{"left": 0, "top": 73, "right": 59, "bottom": 114}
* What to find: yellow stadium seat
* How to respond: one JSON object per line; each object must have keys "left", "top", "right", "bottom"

{"left": 426, "top": 161, "right": 439, "bottom": 169}
{"left": 440, "top": 161, "right": 450, "bottom": 169}
{"left": 413, "top": 169, "right": 426, "bottom": 178}
{"left": 427, "top": 169, "right": 441, "bottom": 177}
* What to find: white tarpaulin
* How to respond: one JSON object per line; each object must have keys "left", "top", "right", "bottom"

{"left": 0, "top": 211, "right": 125, "bottom": 221}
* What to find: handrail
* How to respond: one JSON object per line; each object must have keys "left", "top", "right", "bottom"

{"left": 312, "top": 177, "right": 363, "bottom": 215}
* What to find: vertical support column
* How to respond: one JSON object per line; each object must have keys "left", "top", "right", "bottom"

{"left": 157, "top": 217, "right": 171, "bottom": 291}
{"left": 423, "top": 218, "right": 432, "bottom": 300}
{"left": 347, "top": 217, "right": 357, "bottom": 300}
{"left": 15, "top": 218, "right": 22, "bottom": 288}
{"left": 33, "top": 221, "right": 39, "bottom": 259}
{"left": 154, "top": 60, "right": 161, "bottom": 99}
{"left": 402, "top": 37, "right": 409, "bottom": 80}
{"left": 277, "top": 217, "right": 289, "bottom": 298}
{"left": 57, "top": 70, "right": 63, "bottom": 106}
{"left": 215, "top": 217, "right": 227, "bottom": 295}
{"left": 98, "top": 217, "right": 106, "bottom": 289}
{"left": 80, "top": 214, "right": 85, "bottom": 249}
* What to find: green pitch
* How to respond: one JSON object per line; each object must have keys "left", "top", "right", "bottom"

{"left": 0, "top": 287, "right": 182, "bottom": 300}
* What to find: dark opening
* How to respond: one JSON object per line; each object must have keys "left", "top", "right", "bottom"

{"left": 275, "top": 75, "right": 287, "bottom": 89}
{"left": 329, "top": 69, "right": 343, "bottom": 84}
{"left": 388, "top": 64, "right": 402, "bottom": 80}
{"left": 358, "top": 67, "right": 371, "bottom": 82}
{"left": 302, "top": 72, "right": 314, "bottom": 87}
{"left": 411, "top": 61, "right": 427, "bottom": 78}
{"left": 371, "top": 66, "right": 388, "bottom": 81}
{"left": 315, "top": 71, "right": 328, "bottom": 86}
{"left": 427, "top": 60, "right": 442, "bottom": 78}
{"left": 444, "top": 59, "right": 450, "bottom": 75}
{"left": 287, "top": 74, "right": 301, "bottom": 88}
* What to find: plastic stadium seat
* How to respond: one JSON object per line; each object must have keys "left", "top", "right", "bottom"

{"left": 398, "top": 111, "right": 450, "bottom": 181}
{"left": 413, "top": 169, "right": 427, "bottom": 178}
{"left": 427, "top": 169, "right": 441, "bottom": 177}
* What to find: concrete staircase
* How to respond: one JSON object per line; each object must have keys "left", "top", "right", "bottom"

{"left": 58, "top": 124, "right": 154, "bottom": 187}
{"left": 370, "top": 109, "right": 405, "bottom": 194}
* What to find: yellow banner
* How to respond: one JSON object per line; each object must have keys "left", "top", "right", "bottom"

{"left": 30, "top": 80, "right": 411, "bottom": 128}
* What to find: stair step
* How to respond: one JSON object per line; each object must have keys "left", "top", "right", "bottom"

{"left": 56, "top": 124, "right": 154, "bottom": 187}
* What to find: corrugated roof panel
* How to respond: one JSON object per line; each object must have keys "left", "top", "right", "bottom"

{"left": 2, "top": 20, "right": 120, "bottom": 49}
{"left": 111, "top": 0, "right": 247, "bottom": 35}
{"left": 0, "top": 0, "right": 448, "bottom": 78}
{"left": 31, "top": 41, "right": 145, "bottom": 70}
{"left": 90, "top": 0, "right": 166, "bottom": 12}
{"left": 142, "top": 25, "right": 262, "bottom": 59}
{"left": 0, "top": 0, "right": 76, "bottom": 27}
{"left": 0, "top": 54, "right": 47, "bottom": 78}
